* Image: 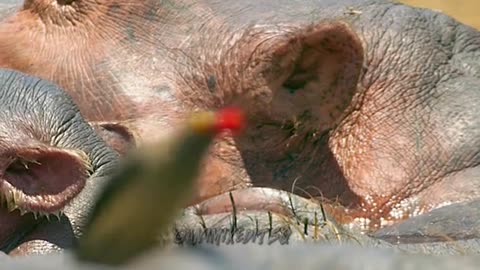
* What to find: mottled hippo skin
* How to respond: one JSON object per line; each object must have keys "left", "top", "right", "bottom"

{"left": 0, "top": 0, "right": 479, "bottom": 258}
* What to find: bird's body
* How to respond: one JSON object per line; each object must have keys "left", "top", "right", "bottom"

{"left": 76, "top": 107, "right": 245, "bottom": 265}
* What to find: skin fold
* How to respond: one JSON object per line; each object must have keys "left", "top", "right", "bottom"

{"left": 0, "top": 0, "right": 478, "bottom": 261}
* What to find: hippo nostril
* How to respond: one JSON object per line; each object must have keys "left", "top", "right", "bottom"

{"left": 0, "top": 147, "right": 91, "bottom": 214}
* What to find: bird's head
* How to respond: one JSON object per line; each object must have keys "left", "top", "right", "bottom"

{"left": 187, "top": 106, "right": 246, "bottom": 137}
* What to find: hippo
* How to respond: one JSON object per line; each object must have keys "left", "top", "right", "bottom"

{"left": 0, "top": 0, "right": 479, "bottom": 259}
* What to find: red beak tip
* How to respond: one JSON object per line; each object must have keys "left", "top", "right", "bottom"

{"left": 214, "top": 106, "right": 246, "bottom": 133}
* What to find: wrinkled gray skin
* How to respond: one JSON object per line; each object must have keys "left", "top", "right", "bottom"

{"left": 0, "top": 69, "right": 119, "bottom": 255}
{"left": 0, "top": 0, "right": 479, "bottom": 268}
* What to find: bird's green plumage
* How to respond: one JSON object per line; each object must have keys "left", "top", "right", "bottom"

{"left": 76, "top": 127, "right": 215, "bottom": 265}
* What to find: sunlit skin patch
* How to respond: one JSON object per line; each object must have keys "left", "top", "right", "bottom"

{"left": 0, "top": 147, "right": 92, "bottom": 220}
{"left": 329, "top": 194, "right": 449, "bottom": 232}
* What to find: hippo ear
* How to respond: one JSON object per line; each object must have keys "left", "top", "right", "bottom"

{"left": 252, "top": 22, "right": 364, "bottom": 129}
{"left": 90, "top": 122, "right": 137, "bottom": 156}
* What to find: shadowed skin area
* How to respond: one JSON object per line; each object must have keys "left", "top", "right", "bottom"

{"left": 0, "top": 0, "right": 479, "bottom": 256}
